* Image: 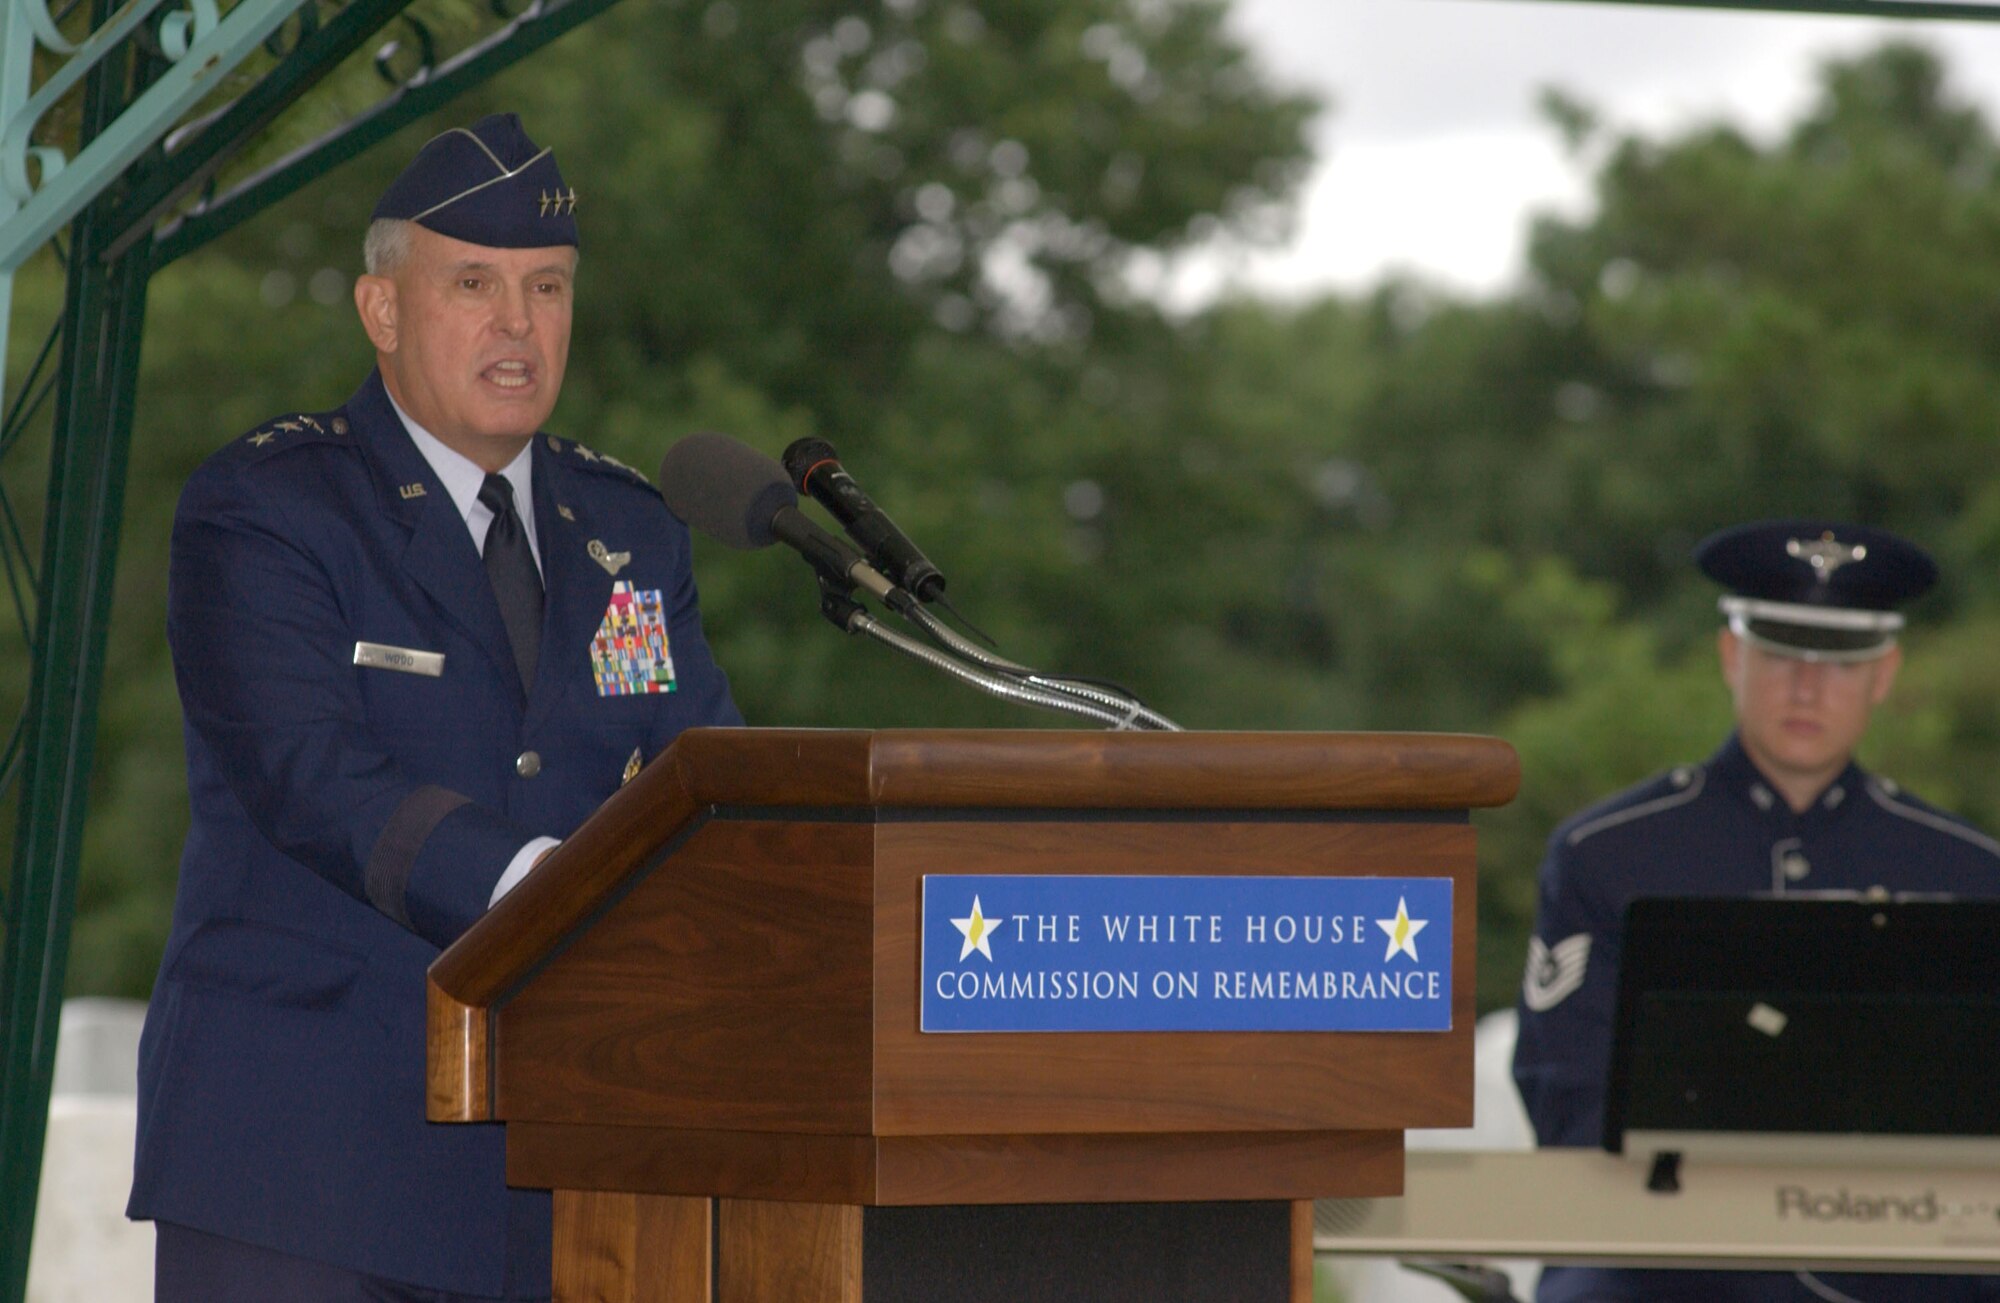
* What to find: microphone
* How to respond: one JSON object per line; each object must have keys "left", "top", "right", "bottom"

{"left": 781, "top": 438, "right": 946, "bottom": 602}
{"left": 656, "top": 432, "right": 902, "bottom": 604}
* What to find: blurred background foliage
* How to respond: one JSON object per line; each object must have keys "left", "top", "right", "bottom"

{"left": 7, "top": 1, "right": 1999, "bottom": 1012}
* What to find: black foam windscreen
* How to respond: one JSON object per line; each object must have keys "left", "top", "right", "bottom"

{"left": 657, "top": 432, "right": 797, "bottom": 550}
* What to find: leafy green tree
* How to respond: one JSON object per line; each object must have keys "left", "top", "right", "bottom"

{"left": 32, "top": 18, "right": 2000, "bottom": 1026}
{"left": 39, "top": 0, "right": 1318, "bottom": 995}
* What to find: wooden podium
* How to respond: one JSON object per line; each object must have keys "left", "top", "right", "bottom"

{"left": 427, "top": 729, "right": 1518, "bottom": 1302}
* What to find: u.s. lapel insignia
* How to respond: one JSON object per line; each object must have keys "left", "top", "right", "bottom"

{"left": 622, "top": 747, "right": 643, "bottom": 786}
{"left": 399, "top": 483, "right": 427, "bottom": 500}
{"left": 588, "top": 539, "right": 631, "bottom": 576}
{"left": 557, "top": 504, "right": 576, "bottom": 522}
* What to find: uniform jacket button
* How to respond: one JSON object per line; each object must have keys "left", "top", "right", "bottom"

{"left": 515, "top": 750, "right": 542, "bottom": 778}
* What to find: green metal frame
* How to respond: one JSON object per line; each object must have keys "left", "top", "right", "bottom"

{"left": 1524, "top": 0, "right": 2000, "bottom": 16}
{"left": 0, "top": 0, "right": 1996, "bottom": 1298}
{"left": 0, "top": 0, "right": 625, "bottom": 1296}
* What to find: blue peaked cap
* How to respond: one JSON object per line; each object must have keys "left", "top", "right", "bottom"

{"left": 1695, "top": 519, "right": 1937, "bottom": 660}
{"left": 372, "top": 113, "right": 578, "bottom": 249}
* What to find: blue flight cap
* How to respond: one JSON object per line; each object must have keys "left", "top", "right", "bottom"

{"left": 371, "top": 113, "right": 578, "bottom": 249}
{"left": 1695, "top": 519, "right": 1937, "bottom": 662}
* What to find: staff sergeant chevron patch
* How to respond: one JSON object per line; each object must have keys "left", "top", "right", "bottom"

{"left": 1523, "top": 933, "right": 1592, "bottom": 1012}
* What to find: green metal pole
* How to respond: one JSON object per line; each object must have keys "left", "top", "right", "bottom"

{"left": 0, "top": 31, "right": 150, "bottom": 1303}
{"left": 1505, "top": 0, "right": 2000, "bottom": 18}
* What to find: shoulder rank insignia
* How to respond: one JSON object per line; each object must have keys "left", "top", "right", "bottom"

{"left": 558, "top": 504, "right": 576, "bottom": 522}
{"left": 245, "top": 411, "right": 341, "bottom": 450}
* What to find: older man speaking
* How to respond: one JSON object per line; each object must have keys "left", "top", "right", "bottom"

{"left": 128, "top": 114, "right": 740, "bottom": 1301}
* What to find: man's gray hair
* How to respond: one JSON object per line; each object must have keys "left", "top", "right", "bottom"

{"left": 362, "top": 218, "right": 414, "bottom": 275}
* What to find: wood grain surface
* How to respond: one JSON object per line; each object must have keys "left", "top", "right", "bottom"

{"left": 718, "top": 1200, "right": 862, "bottom": 1303}
{"left": 429, "top": 730, "right": 1515, "bottom": 1124}
{"left": 486, "top": 815, "right": 1474, "bottom": 1139}
{"left": 868, "top": 1128, "right": 1404, "bottom": 1204}
{"left": 551, "top": 1190, "right": 710, "bottom": 1303}
{"left": 425, "top": 981, "right": 488, "bottom": 1122}
{"left": 511, "top": 1123, "right": 880, "bottom": 1204}
{"left": 1291, "top": 1199, "right": 1315, "bottom": 1303}
{"left": 495, "top": 820, "right": 877, "bottom": 1133}
{"left": 874, "top": 820, "right": 1477, "bottom": 1135}
{"left": 509, "top": 1123, "right": 1404, "bottom": 1205}
{"left": 661, "top": 728, "right": 1519, "bottom": 812}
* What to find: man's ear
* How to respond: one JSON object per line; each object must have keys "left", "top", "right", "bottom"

{"left": 1717, "top": 627, "right": 1743, "bottom": 691}
{"left": 1868, "top": 644, "right": 1904, "bottom": 706}
{"left": 353, "top": 274, "right": 398, "bottom": 354}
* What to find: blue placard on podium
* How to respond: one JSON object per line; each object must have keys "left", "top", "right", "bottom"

{"left": 920, "top": 874, "right": 1453, "bottom": 1033}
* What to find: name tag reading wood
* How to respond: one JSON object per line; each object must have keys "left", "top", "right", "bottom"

{"left": 920, "top": 874, "right": 1453, "bottom": 1033}
{"left": 353, "top": 641, "right": 445, "bottom": 677}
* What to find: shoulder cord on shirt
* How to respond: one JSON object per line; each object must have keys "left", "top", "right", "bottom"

{"left": 1565, "top": 767, "right": 1707, "bottom": 847}
{"left": 1795, "top": 1271, "right": 1873, "bottom": 1303}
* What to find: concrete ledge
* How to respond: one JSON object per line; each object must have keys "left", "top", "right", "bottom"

{"left": 28, "top": 1095, "right": 151, "bottom": 1303}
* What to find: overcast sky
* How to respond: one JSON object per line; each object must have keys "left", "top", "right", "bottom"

{"left": 1173, "top": 0, "right": 2000, "bottom": 300}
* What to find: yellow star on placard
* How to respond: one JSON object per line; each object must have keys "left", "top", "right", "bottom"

{"left": 1376, "top": 897, "right": 1428, "bottom": 963}
{"left": 952, "top": 896, "right": 1000, "bottom": 961}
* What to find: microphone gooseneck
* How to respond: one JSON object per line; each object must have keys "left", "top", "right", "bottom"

{"left": 661, "top": 431, "right": 1177, "bottom": 731}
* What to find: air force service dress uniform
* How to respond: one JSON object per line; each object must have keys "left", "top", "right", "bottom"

{"left": 1513, "top": 522, "right": 2000, "bottom": 1303}
{"left": 127, "top": 117, "right": 740, "bottom": 1299}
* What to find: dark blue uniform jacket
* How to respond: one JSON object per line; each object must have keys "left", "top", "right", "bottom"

{"left": 1515, "top": 734, "right": 2000, "bottom": 1303}
{"left": 127, "top": 370, "right": 741, "bottom": 1298}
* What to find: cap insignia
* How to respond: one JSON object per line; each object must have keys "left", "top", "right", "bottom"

{"left": 538, "top": 188, "right": 579, "bottom": 217}
{"left": 1787, "top": 533, "right": 1866, "bottom": 582}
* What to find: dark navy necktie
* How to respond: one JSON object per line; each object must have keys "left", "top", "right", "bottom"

{"left": 478, "top": 472, "right": 542, "bottom": 692}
